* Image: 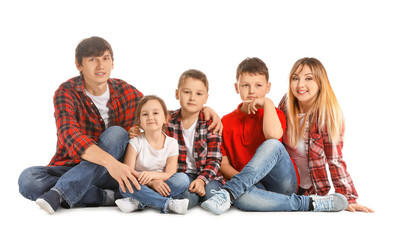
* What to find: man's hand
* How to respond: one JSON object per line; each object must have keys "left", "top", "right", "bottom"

{"left": 243, "top": 97, "right": 265, "bottom": 114}
{"left": 128, "top": 126, "right": 143, "bottom": 139}
{"left": 189, "top": 179, "right": 206, "bottom": 197}
{"left": 105, "top": 160, "right": 141, "bottom": 193}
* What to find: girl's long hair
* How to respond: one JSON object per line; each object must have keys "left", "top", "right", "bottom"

{"left": 286, "top": 57, "right": 344, "bottom": 147}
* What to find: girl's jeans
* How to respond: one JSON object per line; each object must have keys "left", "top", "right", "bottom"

{"left": 18, "top": 126, "right": 129, "bottom": 208}
{"left": 225, "top": 139, "right": 310, "bottom": 211}
{"left": 120, "top": 172, "right": 189, "bottom": 213}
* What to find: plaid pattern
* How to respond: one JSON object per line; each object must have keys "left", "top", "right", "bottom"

{"left": 166, "top": 109, "right": 225, "bottom": 185}
{"left": 49, "top": 76, "right": 143, "bottom": 166}
{"left": 278, "top": 95, "right": 358, "bottom": 204}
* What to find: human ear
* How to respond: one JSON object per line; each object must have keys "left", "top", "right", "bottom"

{"left": 75, "top": 59, "right": 83, "bottom": 72}
{"left": 175, "top": 89, "right": 180, "bottom": 100}
{"left": 266, "top": 82, "right": 271, "bottom": 94}
{"left": 234, "top": 82, "right": 239, "bottom": 94}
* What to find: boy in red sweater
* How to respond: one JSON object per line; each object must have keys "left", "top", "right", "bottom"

{"left": 201, "top": 57, "right": 348, "bottom": 214}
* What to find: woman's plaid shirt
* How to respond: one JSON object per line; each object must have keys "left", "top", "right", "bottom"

{"left": 48, "top": 76, "right": 143, "bottom": 167}
{"left": 279, "top": 96, "right": 358, "bottom": 204}
{"left": 166, "top": 109, "right": 225, "bottom": 185}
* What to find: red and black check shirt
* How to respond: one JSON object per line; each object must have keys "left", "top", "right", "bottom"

{"left": 166, "top": 109, "right": 225, "bottom": 185}
{"left": 48, "top": 76, "right": 143, "bottom": 166}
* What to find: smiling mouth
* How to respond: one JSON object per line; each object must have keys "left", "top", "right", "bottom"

{"left": 95, "top": 72, "right": 105, "bottom": 76}
{"left": 297, "top": 90, "right": 308, "bottom": 94}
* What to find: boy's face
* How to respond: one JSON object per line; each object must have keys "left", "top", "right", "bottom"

{"left": 235, "top": 73, "right": 271, "bottom": 101}
{"left": 176, "top": 77, "right": 209, "bottom": 115}
{"left": 75, "top": 50, "right": 114, "bottom": 86}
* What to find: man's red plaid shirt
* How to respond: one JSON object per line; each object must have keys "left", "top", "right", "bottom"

{"left": 48, "top": 76, "right": 143, "bottom": 167}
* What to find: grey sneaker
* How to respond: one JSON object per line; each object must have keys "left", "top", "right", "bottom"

{"left": 201, "top": 189, "right": 231, "bottom": 215}
{"left": 168, "top": 199, "right": 189, "bottom": 214}
{"left": 115, "top": 198, "right": 140, "bottom": 213}
{"left": 311, "top": 193, "right": 348, "bottom": 212}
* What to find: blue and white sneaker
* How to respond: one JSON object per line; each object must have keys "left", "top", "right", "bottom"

{"left": 201, "top": 189, "right": 231, "bottom": 215}
{"left": 311, "top": 193, "right": 348, "bottom": 212}
{"left": 36, "top": 190, "right": 61, "bottom": 214}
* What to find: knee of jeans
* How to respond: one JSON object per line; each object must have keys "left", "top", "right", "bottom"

{"left": 170, "top": 173, "right": 190, "bottom": 188}
{"left": 18, "top": 167, "right": 49, "bottom": 200}
{"left": 99, "top": 126, "right": 129, "bottom": 146}
{"left": 262, "top": 139, "right": 283, "bottom": 150}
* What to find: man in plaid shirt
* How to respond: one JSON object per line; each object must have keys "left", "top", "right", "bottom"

{"left": 18, "top": 37, "right": 143, "bottom": 214}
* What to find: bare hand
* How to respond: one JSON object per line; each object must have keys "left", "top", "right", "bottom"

{"left": 137, "top": 171, "right": 156, "bottom": 185}
{"left": 189, "top": 179, "right": 206, "bottom": 197}
{"left": 106, "top": 160, "right": 141, "bottom": 193}
{"left": 147, "top": 180, "right": 172, "bottom": 197}
{"left": 203, "top": 107, "right": 223, "bottom": 136}
{"left": 128, "top": 126, "right": 143, "bottom": 139}
{"left": 346, "top": 203, "right": 374, "bottom": 213}
{"left": 243, "top": 98, "right": 265, "bottom": 114}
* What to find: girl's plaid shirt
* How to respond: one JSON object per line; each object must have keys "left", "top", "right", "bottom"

{"left": 49, "top": 76, "right": 143, "bottom": 167}
{"left": 166, "top": 109, "right": 225, "bottom": 185}
{"left": 279, "top": 96, "right": 358, "bottom": 204}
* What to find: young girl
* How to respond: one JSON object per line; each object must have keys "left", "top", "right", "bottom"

{"left": 279, "top": 57, "right": 373, "bottom": 213}
{"left": 115, "top": 95, "right": 190, "bottom": 214}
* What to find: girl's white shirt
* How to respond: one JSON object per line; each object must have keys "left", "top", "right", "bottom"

{"left": 130, "top": 133, "right": 179, "bottom": 172}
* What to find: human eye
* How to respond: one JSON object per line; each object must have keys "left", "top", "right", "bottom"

{"left": 242, "top": 84, "right": 248, "bottom": 87}
{"left": 292, "top": 77, "right": 299, "bottom": 81}
{"left": 306, "top": 77, "right": 313, "bottom": 81}
{"left": 141, "top": 113, "right": 147, "bottom": 116}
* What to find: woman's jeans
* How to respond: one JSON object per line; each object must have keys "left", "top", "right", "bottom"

{"left": 174, "top": 174, "right": 223, "bottom": 209}
{"left": 18, "top": 126, "right": 129, "bottom": 208}
{"left": 224, "top": 139, "right": 310, "bottom": 211}
{"left": 120, "top": 172, "right": 189, "bottom": 213}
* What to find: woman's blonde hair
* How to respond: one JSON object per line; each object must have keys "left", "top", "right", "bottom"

{"left": 286, "top": 57, "right": 344, "bottom": 147}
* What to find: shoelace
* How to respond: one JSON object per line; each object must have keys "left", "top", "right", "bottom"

{"left": 313, "top": 196, "right": 333, "bottom": 211}
{"left": 209, "top": 189, "right": 227, "bottom": 205}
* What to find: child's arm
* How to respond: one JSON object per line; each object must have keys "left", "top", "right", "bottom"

{"left": 138, "top": 155, "right": 178, "bottom": 185}
{"left": 219, "top": 155, "right": 239, "bottom": 180}
{"left": 262, "top": 98, "right": 283, "bottom": 139}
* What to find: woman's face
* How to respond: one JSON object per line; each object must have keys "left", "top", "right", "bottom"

{"left": 290, "top": 64, "right": 320, "bottom": 112}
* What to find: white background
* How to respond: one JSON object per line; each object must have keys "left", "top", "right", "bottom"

{"left": 1, "top": 0, "right": 392, "bottom": 239}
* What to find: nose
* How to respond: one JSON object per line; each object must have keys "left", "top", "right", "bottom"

{"left": 249, "top": 85, "right": 255, "bottom": 94}
{"left": 189, "top": 93, "right": 196, "bottom": 101}
{"left": 96, "top": 59, "right": 103, "bottom": 69}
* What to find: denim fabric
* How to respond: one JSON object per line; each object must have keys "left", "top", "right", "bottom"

{"left": 18, "top": 126, "right": 129, "bottom": 207}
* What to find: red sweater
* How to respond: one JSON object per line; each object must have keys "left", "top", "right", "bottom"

{"left": 221, "top": 104, "right": 288, "bottom": 172}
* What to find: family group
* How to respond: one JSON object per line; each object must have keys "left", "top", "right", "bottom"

{"left": 18, "top": 36, "right": 373, "bottom": 215}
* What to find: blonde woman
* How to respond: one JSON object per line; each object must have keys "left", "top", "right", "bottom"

{"left": 278, "top": 57, "right": 373, "bottom": 213}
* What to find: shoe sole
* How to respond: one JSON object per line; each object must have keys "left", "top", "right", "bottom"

{"left": 201, "top": 202, "right": 228, "bottom": 215}
{"left": 36, "top": 198, "right": 55, "bottom": 214}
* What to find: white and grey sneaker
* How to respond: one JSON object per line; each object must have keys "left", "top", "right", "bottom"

{"left": 168, "top": 199, "right": 189, "bottom": 214}
{"left": 201, "top": 189, "right": 231, "bottom": 215}
{"left": 311, "top": 193, "right": 348, "bottom": 212}
{"left": 115, "top": 198, "right": 140, "bottom": 213}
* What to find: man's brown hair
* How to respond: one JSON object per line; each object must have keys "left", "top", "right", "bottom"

{"left": 75, "top": 36, "right": 114, "bottom": 65}
{"left": 236, "top": 57, "right": 269, "bottom": 81}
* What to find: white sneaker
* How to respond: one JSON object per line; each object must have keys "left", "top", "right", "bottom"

{"left": 168, "top": 199, "right": 189, "bottom": 214}
{"left": 115, "top": 198, "right": 140, "bottom": 213}
{"left": 201, "top": 189, "right": 231, "bottom": 215}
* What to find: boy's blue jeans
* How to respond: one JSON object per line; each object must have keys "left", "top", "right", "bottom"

{"left": 225, "top": 139, "right": 310, "bottom": 211}
{"left": 18, "top": 126, "right": 129, "bottom": 208}
{"left": 120, "top": 173, "right": 189, "bottom": 213}
{"left": 174, "top": 174, "right": 223, "bottom": 209}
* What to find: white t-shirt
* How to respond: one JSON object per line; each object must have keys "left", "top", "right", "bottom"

{"left": 182, "top": 119, "right": 198, "bottom": 174}
{"left": 130, "top": 134, "right": 179, "bottom": 172}
{"left": 85, "top": 85, "right": 110, "bottom": 128}
{"left": 283, "top": 113, "right": 312, "bottom": 189}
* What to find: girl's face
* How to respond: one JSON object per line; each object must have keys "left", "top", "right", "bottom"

{"left": 290, "top": 64, "right": 320, "bottom": 112}
{"left": 139, "top": 99, "right": 167, "bottom": 132}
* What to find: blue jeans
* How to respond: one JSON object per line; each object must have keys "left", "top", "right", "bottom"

{"left": 224, "top": 139, "right": 310, "bottom": 211}
{"left": 120, "top": 173, "right": 189, "bottom": 213}
{"left": 18, "top": 126, "right": 129, "bottom": 207}
{"left": 174, "top": 173, "right": 223, "bottom": 209}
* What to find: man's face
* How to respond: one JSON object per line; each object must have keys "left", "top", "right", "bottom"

{"left": 76, "top": 50, "right": 113, "bottom": 86}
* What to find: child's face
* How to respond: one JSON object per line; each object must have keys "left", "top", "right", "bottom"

{"left": 290, "top": 64, "right": 320, "bottom": 111}
{"left": 176, "top": 77, "right": 209, "bottom": 115}
{"left": 139, "top": 99, "right": 167, "bottom": 132}
{"left": 76, "top": 50, "right": 113, "bottom": 86}
{"left": 235, "top": 73, "right": 270, "bottom": 101}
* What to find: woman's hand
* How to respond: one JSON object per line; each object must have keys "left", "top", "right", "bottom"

{"left": 346, "top": 203, "right": 374, "bottom": 213}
